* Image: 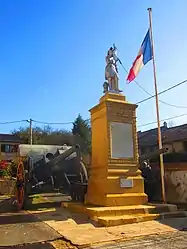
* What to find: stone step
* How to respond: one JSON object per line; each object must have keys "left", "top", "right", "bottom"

{"left": 96, "top": 213, "right": 159, "bottom": 226}
{"left": 89, "top": 204, "right": 178, "bottom": 217}
{"left": 90, "top": 205, "right": 155, "bottom": 217}
{"left": 62, "top": 202, "right": 184, "bottom": 227}
{"left": 96, "top": 211, "right": 187, "bottom": 227}
{"left": 62, "top": 202, "right": 178, "bottom": 218}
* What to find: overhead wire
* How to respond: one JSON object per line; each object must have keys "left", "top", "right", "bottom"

{"left": 134, "top": 78, "right": 187, "bottom": 108}
{"left": 135, "top": 79, "right": 187, "bottom": 105}
{"left": 0, "top": 112, "right": 186, "bottom": 131}
{"left": 34, "top": 113, "right": 187, "bottom": 128}
{"left": 0, "top": 62, "right": 187, "bottom": 128}
{"left": 138, "top": 113, "right": 187, "bottom": 128}
{"left": 118, "top": 59, "right": 187, "bottom": 108}
{"left": 0, "top": 74, "right": 187, "bottom": 128}
{"left": 0, "top": 120, "right": 28, "bottom": 125}
{"left": 0, "top": 76, "right": 187, "bottom": 128}
{"left": 32, "top": 119, "right": 73, "bottom": 125}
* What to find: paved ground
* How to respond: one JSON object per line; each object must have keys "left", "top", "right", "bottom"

{"left": 29, "top": 193, "right": 187, "bottom": 247}
{"left": 0, "top": 193, "right": 67, "bottom": 247}
{"left": 1, "top": 232, "right": 187, "bottom": 249}
{"left": 31, "top": 206, "right": 187, "bottom": 246}
{"left": 0, "top": 211, "right": 61, "bottom": 246}
{"left": 1, "top": 192, "right": 187, "bottom": 248}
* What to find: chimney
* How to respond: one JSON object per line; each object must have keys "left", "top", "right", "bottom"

{"left": 163, "top": 121, "right": 167, "bottom": 128}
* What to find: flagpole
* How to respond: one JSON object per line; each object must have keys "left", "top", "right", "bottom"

{"left": 147, "top": 8, "right": 166, "bottom": 203}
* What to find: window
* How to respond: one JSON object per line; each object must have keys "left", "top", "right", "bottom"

{"left": 1, "top": 144, "right": 10, "bottom": 153}
{"left": 1, "top": 144, "right": 18, "bottom": 153}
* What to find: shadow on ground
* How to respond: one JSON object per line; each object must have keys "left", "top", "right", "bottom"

{"left": 0, "top": 192, "right": 100, "bottom": 227}
{"left": 158, "top": 218, "right": 187, "bottom": 231}
{"left": 2, "top": 192, "right": 187, "bottom": 248}
{"left": 27, "top": 193, "right": 187, "bottom": 230}
{"left": 2, "top": 192, "right": 187, "bottom": 232}
{"left": 0, "top": 239, "right": 77, "bottom": 249}
{"left": 0, "top": 242, "right": 55, "bottom": 249}
{"left": 0, "top": 207, "right": 101, "bottom": 227}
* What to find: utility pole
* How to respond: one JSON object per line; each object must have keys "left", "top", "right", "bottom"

{"left": 29, "top": 118, "right": 33, "bottom": 145}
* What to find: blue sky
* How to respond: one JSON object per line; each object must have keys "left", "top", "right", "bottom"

{"left": 0, "top": 0, "right": 187, "bottom": 133}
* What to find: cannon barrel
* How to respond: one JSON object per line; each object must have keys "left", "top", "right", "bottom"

{"left": 46, "top": 144, "right": 81, "bottom": 169}
{"left": 139, "top": 147, "right": 169, "bottom": 162}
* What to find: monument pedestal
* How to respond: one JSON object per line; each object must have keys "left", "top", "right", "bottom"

{"left": 62, "top": 92, "right": 181, "bottom": 226}
{"left": 85, "top": 92, "right": 147, "bottom": 206}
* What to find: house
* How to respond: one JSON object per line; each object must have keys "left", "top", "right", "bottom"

{"left": 0, "top": 134, "right": 23, "bottom": 161}
{"left": 138, "top": 122, "right": 187, "bottom": 156}
{"left": 137, "top": 122, "right": 187, "bottom": 204}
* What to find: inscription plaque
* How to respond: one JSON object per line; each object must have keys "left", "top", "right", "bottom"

{"left": 110, "top": 122, "right": 134, "bottom": 158}
{"left": 120, "top": 178, "right": 133, "bottom": 188}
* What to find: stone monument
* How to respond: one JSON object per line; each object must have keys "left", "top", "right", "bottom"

{"left": 63, "top": 47, "right": 180, "bottom": 227}
{"left": 85, "top": 46, "right": 147, "bottom": 206}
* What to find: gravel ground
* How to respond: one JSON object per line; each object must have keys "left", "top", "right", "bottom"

{"left": 85, "top": 231, "right": 187, "bottom": 249}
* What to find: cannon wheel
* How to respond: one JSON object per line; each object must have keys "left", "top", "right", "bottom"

{"left": 80, "top": 161, "right": 88, "bottom": 183}
{"left": 16, "top": 161, "right": 25, "bottom": 210}
{"left": 70, "top": 161, "right": 88, "bottom": 202}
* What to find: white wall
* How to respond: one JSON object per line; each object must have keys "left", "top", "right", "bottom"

{"left": 165, "top": 171, "right": 187, "bottom": 203}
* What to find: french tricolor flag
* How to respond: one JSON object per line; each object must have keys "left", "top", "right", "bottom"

{"left": 127, "top": 29, "right": 153, "bottom": 83}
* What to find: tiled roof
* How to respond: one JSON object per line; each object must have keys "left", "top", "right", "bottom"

{"left": 138, "top": 123, "right": 187, "bottom": 147}
{"left": 0, "top": 134, "right": 23, "bottom": 143}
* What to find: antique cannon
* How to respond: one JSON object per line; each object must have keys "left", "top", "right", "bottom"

{"left": 28, "top": 144, "right": 88, "bottom": 200}
{"left": 23, "top": 144, "right": 88, "bottom": 203}
{"left": 0, "top": 144, "right": 88, "bottom": 210}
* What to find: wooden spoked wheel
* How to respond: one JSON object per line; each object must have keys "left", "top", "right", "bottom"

{"left": 16, "top": 161, "right": 25, "bottom": 210}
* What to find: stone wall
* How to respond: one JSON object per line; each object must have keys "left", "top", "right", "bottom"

{"left": 165, "top": 162, "right": 187, "bottom": 204}
{"left": 151, "top": 162, "right": 187, "bottom": 204}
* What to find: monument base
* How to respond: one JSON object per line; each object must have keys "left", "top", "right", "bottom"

{"left": 85, "top": 169, "right": 147, "bottom": 206}
{"left": 62, "top": 201, "right": 184, "bottom": 227}
{"left": 62, "top": 92, "right": 186, "bottom": 226}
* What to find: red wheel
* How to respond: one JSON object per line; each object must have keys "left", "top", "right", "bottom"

{"left": 16, "top": 161, "right": 25, "bottom": 210}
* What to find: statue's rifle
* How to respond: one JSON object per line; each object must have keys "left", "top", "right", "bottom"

{"left": 113, "top": 43, "right": 128, "bottom": 74}
{"left": 112, "top": 43, "right": 120, "bottom": 73}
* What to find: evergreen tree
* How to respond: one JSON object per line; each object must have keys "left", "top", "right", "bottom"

{"left": 72, "top": 114, "right": 91, "bottom": 154}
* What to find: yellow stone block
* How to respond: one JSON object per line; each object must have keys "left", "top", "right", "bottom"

{"left": 85, "top": 92, "right": 148, "bottom": 206}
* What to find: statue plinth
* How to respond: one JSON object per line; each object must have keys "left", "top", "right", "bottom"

{"left": 85, "top": 92, "right": 147, "bottom": 206}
